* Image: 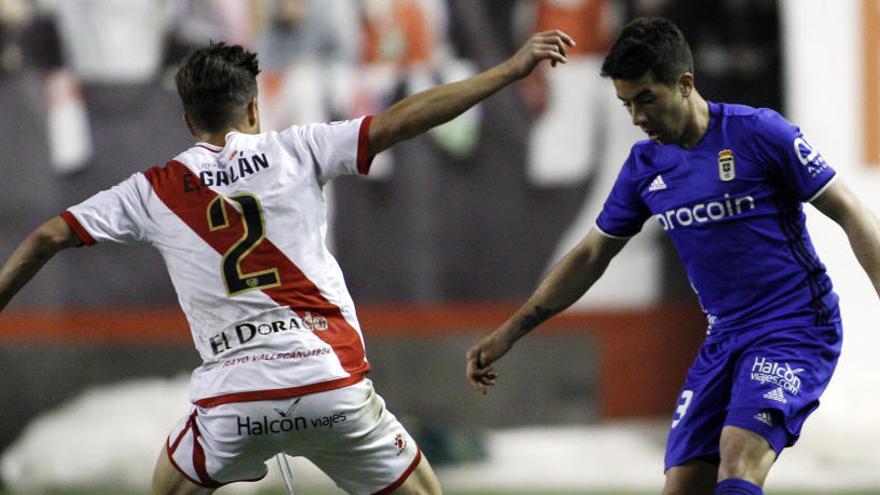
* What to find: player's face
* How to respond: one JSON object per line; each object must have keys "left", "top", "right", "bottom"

{"left": 613, "top": 71, "right": 690, "bottom": 145}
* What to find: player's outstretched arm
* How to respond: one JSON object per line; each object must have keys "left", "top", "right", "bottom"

{"left": 812, "top": 179, "right": 880, "bottom": 298}
{"left": 0, "top": 216, "right": 82, "bottom": 312}
{"left": 368, "top": 29, "right": 575, "bottom": 156}
{"left": 466, "top": 228, "right": 628, "bottom": 394}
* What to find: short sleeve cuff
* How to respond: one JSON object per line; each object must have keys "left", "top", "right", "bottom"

{"left": 594, "top": 221, "right": 635, "bottom": 240}
{"left": 806, "top": 172, "right": 838, "bottom": 203}
{"left": 356, "top": 115, "right": 374, "bottom": 175}
{"left": 60, "top": 211, "right": 97, "bottom": 246}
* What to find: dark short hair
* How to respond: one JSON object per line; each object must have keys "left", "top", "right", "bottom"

{"left": 601, "top": 17, "right": 693, "bottom": 85}
{"left": 175, "top": 42, "right": 260, "bottom": 133}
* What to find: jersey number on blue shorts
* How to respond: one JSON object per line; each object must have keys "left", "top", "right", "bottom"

{"left": 672, "top": 389, "right": 694, "bottom": 428}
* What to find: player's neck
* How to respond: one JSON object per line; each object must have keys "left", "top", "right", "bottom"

{"left": 678, "top": 92, "right": 710, "bottom": 149}
{"left": 194, "top": 123, "right": 260, "bottom": 147}
{"left": 198, "top": 132, "right": 234, "bottom": 147}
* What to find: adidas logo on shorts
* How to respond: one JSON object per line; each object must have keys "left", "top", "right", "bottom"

{"left": 762, "top": 387, "right": 787, "bottom": 403}
{"left": 753, "top": 411, "right": 774, "bottom": 427}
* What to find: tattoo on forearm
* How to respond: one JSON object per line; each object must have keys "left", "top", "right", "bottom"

{"left": 518, "top": 305, "right": 559, "bottom": 336}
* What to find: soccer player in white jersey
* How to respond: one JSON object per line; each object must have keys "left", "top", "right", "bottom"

{"left": 467, "top": 17, "right": 880, "bottom": 495}
{"left": 0, "top": 31, "right": 574, "bottom": 494}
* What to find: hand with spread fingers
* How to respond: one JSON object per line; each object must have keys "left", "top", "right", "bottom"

{"left": 504, "top": 29, "right": 576, "bottom": 79}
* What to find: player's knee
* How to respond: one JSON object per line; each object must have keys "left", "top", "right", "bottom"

{"left": 717, "top": 454, "right": 770, "bottom": 485}
{"left": 718, "top": 426, "right": 775, "bottom": 484}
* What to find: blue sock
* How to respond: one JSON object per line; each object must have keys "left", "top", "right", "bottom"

{"left": 715, "top": 478, "right": 763, "bottom": 495}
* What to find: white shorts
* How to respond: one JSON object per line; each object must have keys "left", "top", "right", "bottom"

{"left": 166, "top": 379, "right": 422, "bottom": 494}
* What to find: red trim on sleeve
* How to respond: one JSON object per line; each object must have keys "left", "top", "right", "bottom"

{"left": 60, "top": 211, "right": 96, "bottom": 246}
{"left": 373, "top": 449, "right": 423, "bottom": 495}
{"left": 357, "top": 115, "right": 375, "bottom": 175}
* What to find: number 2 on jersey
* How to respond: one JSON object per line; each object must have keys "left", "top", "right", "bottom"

{"left": 207, "top": 194, "right": 280, "bottom": 296}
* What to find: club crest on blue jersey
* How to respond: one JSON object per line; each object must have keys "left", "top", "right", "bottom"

{"left": 718, "top": 149, "right": 735, "bottom": 181}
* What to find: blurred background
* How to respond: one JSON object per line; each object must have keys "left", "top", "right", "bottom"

{"left": 0, "top": 0, "right": 878, "bottom": 493}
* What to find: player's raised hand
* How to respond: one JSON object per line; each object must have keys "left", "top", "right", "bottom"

{"left": 466, "top": 331, "right": 513, "bottom": 394}
{"left": 505, "top": 29, "right": 576, "bottom": 79}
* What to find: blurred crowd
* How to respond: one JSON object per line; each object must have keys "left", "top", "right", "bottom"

{"left": 0, "top": 0, "right": 781, "bottom": 306}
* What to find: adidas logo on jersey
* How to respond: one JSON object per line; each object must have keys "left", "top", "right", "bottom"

{"left": 648, "top": 174, "right": 667, "bottom": 191}
{"left": 762, "top": 387, "right": 787, "bottom": 403}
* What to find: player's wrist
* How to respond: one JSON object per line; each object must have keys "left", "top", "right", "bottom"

{"left": 500, "top": 317, "right": 530, "bottom": 344}
{"left": 495, "top": 58, "right": 524, "bottom": 83}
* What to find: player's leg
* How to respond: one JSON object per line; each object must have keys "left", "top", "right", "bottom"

{"left": 663, "top": 336, "right": 736, "bottom": 495}
{"left": 305, "top": 379, "right": 444, "bottom": 494}
{"left": 152, "top": 445, "right": 213, "bottom": 495}
{"left": 715, "top": 425, "right": 775, "bottom": 491}
{"left": 716, "top": 323, "right": 843, "bottom": 494}
{"left": 662, "top": 459, "right": 717, "bottom": 495}
{"left": 389, "top": 452, "right": 442, "bottom": 495}
{"left": 158, "top": 404, "right": 271, "bottom": 494}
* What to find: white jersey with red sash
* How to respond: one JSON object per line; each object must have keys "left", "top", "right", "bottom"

{"left": 61, "top": 116, "right": 374, "bottom": 407}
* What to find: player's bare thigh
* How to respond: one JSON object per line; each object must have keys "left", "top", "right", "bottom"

{"left": 390, "top": 454, "right": 443, "bottom": 495}
{"left": 662, "top": 458, "right": 717, "bottom": 495}
{"left": 152, "top": 445, "right": 213, "bottom": 495}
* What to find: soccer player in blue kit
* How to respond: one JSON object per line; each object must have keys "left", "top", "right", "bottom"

{"left": 466, "top": 17, "right": 880, "bottom": 495}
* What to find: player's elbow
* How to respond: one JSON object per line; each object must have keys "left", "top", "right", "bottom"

{"left": 369, "top": 111, "right": 420, "bottom": 155}
{"left": 31, "top": 217, "right": 81, "bottom": 254}
{"left": 830, "top": 201, "right": 873, "bottom": 238}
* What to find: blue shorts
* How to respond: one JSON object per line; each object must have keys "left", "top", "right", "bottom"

{"left": 664, "top": 323, "right": 842, "bottom": 471}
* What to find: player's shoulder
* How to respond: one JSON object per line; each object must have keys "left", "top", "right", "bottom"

{"left": 715, "top": 101, "right": 765, "bottom": 118}
{"left": 279, "top": 118, "right": 364, "bottom": 141}
{"left": 627, "top": 138, "right": 675, "bottom": 172}
{"left": 714, "top": 101, "right": 791, "bottom": 134}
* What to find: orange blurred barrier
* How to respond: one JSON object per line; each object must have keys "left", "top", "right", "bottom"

{"left": 0, "top": 303, "right": 705, "bottom": 418}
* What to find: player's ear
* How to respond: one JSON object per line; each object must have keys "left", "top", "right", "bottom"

{"left": 679, "top": 72, "right": 695, "bottom": 97}
{"left": 246, "top": 98, "right": 259, "bottom": 128}
{"left": 183, "top": 113, "right": 197, "bottom": 138}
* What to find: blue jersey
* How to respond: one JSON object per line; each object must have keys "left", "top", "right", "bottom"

{"left": 596, "top": 102, "right": 840, "bottom": 334}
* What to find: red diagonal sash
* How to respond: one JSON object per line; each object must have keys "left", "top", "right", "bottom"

{"left": 145, "top": 161, "right": 369, "bottom": 379}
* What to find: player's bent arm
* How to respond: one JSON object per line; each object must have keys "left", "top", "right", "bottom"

{"left": 368, "top": 30, "right": 574, "bottom": 156}
{"left": 466, "top": 228, "right": 628, "bottom": 393}
{"left": 497, "top": 228, "right": 628, "bottom": 343}
{"left": 811, "top": 179, "right": 880, "bottom": 298}
{"left": 0, "top": 216, "right": 82, "bottom": 312}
